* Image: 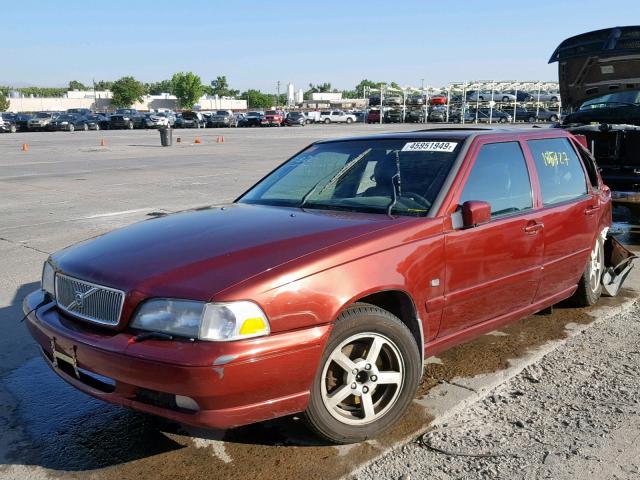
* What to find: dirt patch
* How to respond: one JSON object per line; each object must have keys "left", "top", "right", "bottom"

{"left": 417, "top": 290, "right": 635, "bottom": 397}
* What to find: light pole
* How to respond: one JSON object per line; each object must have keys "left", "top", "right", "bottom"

{"left": 276, "top": 81, "right": 281, "bottom": 109}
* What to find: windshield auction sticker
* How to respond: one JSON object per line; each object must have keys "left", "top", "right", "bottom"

{"left": 401, "top": 141, "right": 458, "bottom": 152}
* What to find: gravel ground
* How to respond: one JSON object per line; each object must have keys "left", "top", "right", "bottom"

{"left": 357, "top": 302, "right": 640, "bottom": 480}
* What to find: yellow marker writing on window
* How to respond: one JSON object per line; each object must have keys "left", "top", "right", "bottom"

{"left": 541, "top": 151, "right": 569, "bottom": 167}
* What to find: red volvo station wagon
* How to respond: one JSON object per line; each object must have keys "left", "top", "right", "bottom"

{"left": 25, "top": 128, "right": 628, "bottom": 443}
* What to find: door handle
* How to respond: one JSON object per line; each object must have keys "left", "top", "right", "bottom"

{"left": 584, "top": 205, "right": 600, "bottom": 216}
{"left": 523, "top": 221, "right": 544, "bottom": 234}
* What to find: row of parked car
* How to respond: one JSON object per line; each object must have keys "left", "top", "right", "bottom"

{"left": 368, "top": 90, "right": 561, "bottom": 106}
{"left": 366, "top": 105, "right": 561, "bottom": 124}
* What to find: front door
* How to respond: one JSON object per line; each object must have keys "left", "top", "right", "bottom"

{"left": 439, "top": 141, "right": 544, "bottom": 337}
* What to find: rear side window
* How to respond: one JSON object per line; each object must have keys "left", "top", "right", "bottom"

{"left": 527, "top": 138, "right": 588, "bottom": 205}
{"left": 459, "top": 142, "right": 533, "bottom": 217}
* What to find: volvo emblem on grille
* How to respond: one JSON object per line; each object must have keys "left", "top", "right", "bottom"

{"left": 68, "top": 287, "right": 98, "bottom": 311}
{"left": 74, "top": 291, "right": 86, "bottom": 308}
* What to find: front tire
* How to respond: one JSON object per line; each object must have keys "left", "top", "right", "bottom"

{"left": 571, "top": 236, "right": 604, "bottom": 306}
{"left": 304, "top": 303, "right": 420, "bottom": 444}
{"left": 324, "top": 118, "right": 331, "bottom": 124}
{"left": 68, "top": 124, "right": 75, "bottom": 132}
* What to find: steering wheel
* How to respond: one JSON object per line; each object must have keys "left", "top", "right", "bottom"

{"left": 402, "top": 191, "right": 431, "bottom": 208}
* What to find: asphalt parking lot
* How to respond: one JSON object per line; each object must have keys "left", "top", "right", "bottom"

{"left": 0, "top": 124, "right": 638, "bottom": 480}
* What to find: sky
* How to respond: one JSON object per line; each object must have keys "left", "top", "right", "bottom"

{"left": 2, "top": 0, "right": 639, "bottom": 93}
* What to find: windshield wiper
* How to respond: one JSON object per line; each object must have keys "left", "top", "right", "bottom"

{"left": 386, "top": 151, "right": 402, "bottom": 218}
{"left": 299, "top": 148, "right": 372, "bottom": 208}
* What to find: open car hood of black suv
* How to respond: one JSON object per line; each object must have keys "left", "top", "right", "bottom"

{"left": 549, "top": 26, "right": 640, "bottom": 111}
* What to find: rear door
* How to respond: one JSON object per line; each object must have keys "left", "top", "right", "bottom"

{"left": 439, "top": 140, "right": 544, "bottom": 337}
{"left": 524, "top": 136, "right": 598, "bottom": 301}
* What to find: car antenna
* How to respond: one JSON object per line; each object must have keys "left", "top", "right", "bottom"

{"left": 386, "top": 150, "right": 402, "bottom": 218}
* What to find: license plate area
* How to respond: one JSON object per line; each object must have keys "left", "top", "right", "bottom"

{"left": 45, "top": 338, "right": 115, "bottom": 393}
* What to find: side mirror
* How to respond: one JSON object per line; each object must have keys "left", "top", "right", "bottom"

{"left": 462, "top": 201, "right": 491, "bottom": 228}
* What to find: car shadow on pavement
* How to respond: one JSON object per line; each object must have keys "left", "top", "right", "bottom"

{"left": 0, "top": 282, "right": 186, "bottom": 472}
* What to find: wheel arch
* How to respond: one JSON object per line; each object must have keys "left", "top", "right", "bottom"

{"left": 347, "top": 289, "right": 424, "bottom": 372}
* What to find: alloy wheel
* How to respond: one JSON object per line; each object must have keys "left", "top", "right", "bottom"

{"left": 320, "top": 332, "right": 404, "bottom": 426}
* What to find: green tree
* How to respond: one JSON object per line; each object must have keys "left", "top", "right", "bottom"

{"left": 94, "top": 80, "right": 114, "bottom": 90}
{"left": 68, "top": 80, "right": 87, "bottom": 90}
{"left": 0, "top": 95, "right": 9, "bottom": 112}
{"left": 111, "top": 76, "right": 147, "bottom": 108}
{"left": 210, "top": 76, "right": 239, "bottom": 97}
{"left": 241, "top": 89, "right": 273, "bottom": 108}
{"left": 146, "top": 80, "right": 174, "bottom": 95}
{"left": 172, "top": 72, "right": 203, "bottom": 109}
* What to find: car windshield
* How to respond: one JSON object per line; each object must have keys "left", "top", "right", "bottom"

{"left": 247, "top": 112, "right": 262, "bottom": 116}
{"left": 182, "top": 112, "right": 198, "bottom": 119}
{"left": 579, "top": 90, "right": 640, "bottom": 110}
{"left": 265, "top": 111, "right": 277, "bottom": 115}
{"left": 239, "top": 138, "right": 462, "bottom": 217}
{"left": 35, "top": 113, "right": 50, "bottom": 118}
{"left": 289, "top": 113, "right": 303, "bottom": 117}
{"left": 215, "top": 111, "right": 228, "bottom": 115}
{"left": 57, "top": 115, "right": 74, "bottom": 121}
{"left": 115, "top": 109, "right": 133, "bottom": 114}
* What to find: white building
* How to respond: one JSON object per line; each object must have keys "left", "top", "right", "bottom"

{"left": 310, "top": 92, "right": 342, "bottom": 101}
{"left": 287, "top": 83, "right": 295, "bottom": 106}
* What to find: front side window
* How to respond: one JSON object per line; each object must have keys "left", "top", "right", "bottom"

{"left": 239, "top": 139, "right": 462, "bottom": 217}
{"left": 459, "top": 142, "right": 533, "bottom": 217}
{"left": 527, "top": 138, "right": 588, "bottom": 205}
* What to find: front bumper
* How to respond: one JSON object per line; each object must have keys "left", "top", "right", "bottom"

{"left": 23, "top": 290, "right": 331, "bottom": 429}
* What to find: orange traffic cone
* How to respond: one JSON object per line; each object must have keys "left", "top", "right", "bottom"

{"left": 194, "top": 136, "right": 201, "bottom": 144}
{"left": 100, "top": 138, "right": 107, "bottom": 147}
{"left": 216, "top": 135, "right": 225, "bottom": 143}
{"left": 21, "top": 143, "right": 29, "bottom": 151}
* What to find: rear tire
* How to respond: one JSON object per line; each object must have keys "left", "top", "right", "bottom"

{"left": 324, "top": 118, "right": 331, "bottom": 124}
{"left": 346, "top": 117, "right": 353, "bottom": 124}
{"left": 570, "top": 236, "right": 604, "bottom": 306}
{"left": 304, "top": 303, "right": 420, "bottom": 444}
{"left": 68, "top": 124, "right": 75, "bottom": 132}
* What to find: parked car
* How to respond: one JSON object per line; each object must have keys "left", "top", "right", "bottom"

{"left": 261, "top": 110, "right": 284, "bottom": 127}
{"left": 383, "top": 95, "right": 403, "bottom": 106}
{"left": 532, "top": 91, "right": 561, "bottom": 102}
{"left": 155, "top": 111, "right": 176, "bottom": 127}
{"left": 25, "top": 128, "right": 631, "bottom": 446}
{"left": 427, "top": 109, "right": 446, "bottom": 122}
{"left": 49, "top": 113, "right": 88, "bottom": 132}
{"left": 238, "top": 111, "right": 264, "bottom": 127}
{"left": 181, "top": 111, "right": 206, "bottom": 128}
{"left": 3, "top": 113, "right": 31, "bottom": 131}
{"left": 304, "top": 111, "right": 321, "bottom": 124}
{"left": 367, "top": 110, "right": 382, "bottom": 124}
{"left": 504, "top": 90, "right": 533, "bottom": 102}
{"left": 533, "top": 107, "right": 560, "bottom": 122}
{"left": 109, "top": 109, "right": 145, "bottom": 129}
{"left": 28, "top": 112, "right": 58, "bottom": 131}
{"left": 551, "top": 25, "right": 640, "bottom": 224}
{"left": 407, "top": 96, "right": 425, "bottom": 106}
{"left": 467, "top": 91, "right": 516, "bottom": 102}
{"left": 0, "top": 113, "right": 17, "bottom": 133}
{"left": 284, "top": 111, "right": 307, "bottom": 126}
{"left": 208, "top": 110, "right": 237, "bottom": 128}
{"left": 385, "top": 109, "right": 405, "bottom": 123}
{"left": 85, "top": 113, "right": 110, "bottom": 130}
{"left": 353, "top": 111, "right": 367, "bottom": 123}
{"left": 144, "top": 113, "right": 170, "bottom": 129}
{"left": 429, "top": 95, "right": 447, "bottom": 105}
{"left": 320, "top": 110, "right": 356, "bottom": 124}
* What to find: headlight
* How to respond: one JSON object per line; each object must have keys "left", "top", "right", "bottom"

{"left": 42, "top": 262, "right": 55, "bottom": 297}
{"left": 131, "top": 299, "right": 270, "bottom": 341}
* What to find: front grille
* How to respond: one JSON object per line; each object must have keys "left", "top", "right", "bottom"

{"left": 55, "top": 273, "right": 125, "bottom": 326}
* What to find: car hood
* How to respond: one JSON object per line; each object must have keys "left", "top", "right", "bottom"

{"left": 51, "top": 203, "right": 405, "bottom": 300}
{"left": 549, "top": 26, "right": 640, "bottom": 111}
{"left": 563, "top": 105, "right": 640, "bottom": 126}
